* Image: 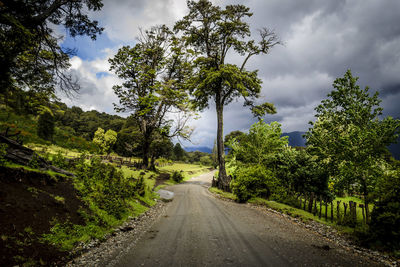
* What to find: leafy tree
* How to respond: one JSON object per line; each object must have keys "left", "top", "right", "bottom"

{"left": 0, "top": 0, "right": 104, "bottom": 101}
{"left": 305, "top": 70, "right": 400, "bottom": 221}
{"left": 37, "top": 108, "right": 55, "bottom": 141}
{"left": 114, "top": 126, "right": 142, "bottom": 157}
{"left": 175, "top": 0, "right": 280, "bottom": 190}
{"left": 173, "top": 143, "right": 186, "bottom": 161}
{"left": 93, "top": 127, "right": 117, "bottom": 155}
{"left": 149, "top": 134, "right": 174, "bottom": 168}
{"left": 224, "top": 130, "right": 245, "bottom": 155}
{"left": 109, "top": 25, "right": 193, "bottom": 169}
{"left": 200, "top": 155, "right": 213, "bottom": 166}
{"left": 230, "top": 120, "right": 288, "bottom": 166}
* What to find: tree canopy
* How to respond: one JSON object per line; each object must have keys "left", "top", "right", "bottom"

{"left": 0, "top": 0, "right": 104, "bottom": 107}
{"left": 305, "top": 69, "right": 400, "bottom": 220}
{"left": 109, "top": 25, "right": 193, "bottom": 169}
{"left": 174, "top": 0, "right": 280, "bottom": 190}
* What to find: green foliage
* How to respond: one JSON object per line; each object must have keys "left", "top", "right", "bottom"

{"left": 367, "top": 166, "right": 400, "bottom": 251}
{"left": 0, "top": 0, "right": 103, "bottom": 102}
{"left": 305, "top": 70, "right": 400, "bottom": 211}
{"left": 172, "top": 170, "right": 184, "bottom": 183}
{"left": 0, "top": 143, "right": 8, "bottom": 165}
{"left": 174, "top": 0, "right": 280, "bottom": 189}
{"left": 231, "top": 165, "right": 277, "bottom": 202}
{"left": 28, "top": 153, "right": 40, "bottom": 169}
{"left": 93, "top": 128, "right": 117, "bottom": 155}
{"left": 0, "top": 108, "right": 98, "bottom": 152}
{"left": 51, "top": 151, "right": 69, "bottom": 170}
{"left": 109, "top": 25, "right": 193, "bottom": 168}
{"left": 224, "top": 130, "right": 245, "bottom": 150}
{"left": 173, "top": 143, "right": 186, "bottom": 161}
{"left": 37, "top": 110, "right": 55, "bottom": 141}
{"left": 230, "top": 120, "right": 288, "bottom": 165}
{"left": 114, "top": 126, "right": 142, "bottom": 157}
{"left": 199, "top": 155, "right": 212, "bottom": 166}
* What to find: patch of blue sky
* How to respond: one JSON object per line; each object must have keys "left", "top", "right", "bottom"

{"left": 61, "top": 30, "right": 120, "bottom": 61}
{"left": 96, "top": 72, "right": 110, "bottom": 78}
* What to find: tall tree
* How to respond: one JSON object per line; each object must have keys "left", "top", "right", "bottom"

{"left": 0, "top": 0, "right": 104, "bottom": 102}
{"left": 305, "top": 70, "right": 400, "bottom": 221}
{"left": 109, "top": 25, "right": 193, "bottom": 169}
{"left": 174, "top": 0, "right": 280, "bottom": 190}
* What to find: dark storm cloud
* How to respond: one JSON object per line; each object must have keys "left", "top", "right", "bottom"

{"left": 62, "top": 0, "right": 400, "bottom": 147}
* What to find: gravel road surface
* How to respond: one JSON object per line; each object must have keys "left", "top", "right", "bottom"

{"left": 113, "top": 172, "right": 381, "bottom": 267}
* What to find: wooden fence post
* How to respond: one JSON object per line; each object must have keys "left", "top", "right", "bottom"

{"left": 313, "top": 198, "right": 317, "bottom": 216}
{"left": 343, "top": 202, "right": 348, "bottom": 218}
{"left": 319, "top": 196, "right": 322, "bottom": 219}
{"left": 330, "top": 201, "right": 334, "bottom": 222}
{"left": 308, "top": 193, "right": 313, "bottom": 213}
{"left": 353, "top": 202, "right": 357, "bottom": 224}
{"left": 359, "top": 204, "right": 365, "bottom": 224}
{"left": 336, "top": 200, "right": 341, "bottom": 223}
{"left": 325, "top": 201, "right": 328, "bottom": 220}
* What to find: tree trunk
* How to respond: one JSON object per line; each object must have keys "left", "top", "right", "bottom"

{"left": 141, "top": 139, "right": 150, "bottom": 169}
{"left": 149, "top": 156, "right": 156, "bottom": 171}
{"left": 216, "top": 102, "right": 230, "bottom": 191}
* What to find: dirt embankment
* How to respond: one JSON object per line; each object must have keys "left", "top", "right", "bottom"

{"left": 0, "top": 166, "right": 87, "bottom": 266}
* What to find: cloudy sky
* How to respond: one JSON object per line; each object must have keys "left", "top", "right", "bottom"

{"left": 59, "top": 0, "right": 400, "bottom": 148}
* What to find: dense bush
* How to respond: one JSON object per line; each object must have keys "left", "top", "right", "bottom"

{"left": 172, "top": 170, "right": 184, "bottom": 183}
{"left": 0, "top": 143, "right": 8, "bottom": 165}
{"left": 74, "top": 156, "right": 135, "bottom": 219}
{"left": 231, "top": 165, "right": 277, "bottom": 202}
{"left": 51, "top": 151, "right": 69, "bottom": 169}
{"left": 367, "top": 167, "right": 400, "bottom": 251}
{"left": 37, "top": 110, "right": 55, "bottom": 141}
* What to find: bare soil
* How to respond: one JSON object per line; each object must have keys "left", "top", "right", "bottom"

{"left": 0, "top": 166, "right": 87, "bottom": 266}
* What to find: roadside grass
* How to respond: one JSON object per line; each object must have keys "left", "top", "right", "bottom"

{"left": 208, "top": 187, "right": 360, "bottom": 235}
{"left": 209, "top": 187, "right": 237, "bottom": 201}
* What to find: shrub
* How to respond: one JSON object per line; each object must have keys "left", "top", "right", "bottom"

{"left": 51, "top": 151, "right": 69, "bottom": 170}
{"left": 367, "top": 168, "right": 400, "bottom": 251}
{"left": 74, "top": 156, "right": 135, "bottom": 220}
{"left": 172, "top": 170, "right": 184, "bottom": 183}
{"left": 37, "top": 110, "right": 55, "bottom": 141}
{"left": 0, "top": 143, "right": 8, "bottom": 165}
{"left": 231, "top": 165, "right": 277, "bottom": 202}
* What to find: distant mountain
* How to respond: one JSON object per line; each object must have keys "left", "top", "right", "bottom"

{"left": 282, "top": 131, "right": 306, "bottom": 147}
{"left": 184, "top": 146, "right": 213, "bottom": 153}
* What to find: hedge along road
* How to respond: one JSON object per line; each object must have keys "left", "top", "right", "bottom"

{"left": 113, "top": 172, "right": 381, "bottom": 267}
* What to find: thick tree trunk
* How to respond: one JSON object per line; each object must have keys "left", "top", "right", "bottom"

{"left": 141, "top": 139, "right": 150, "bottom": 169}
{"left": 216, "top": 102, "right": 230, "bottom": 191}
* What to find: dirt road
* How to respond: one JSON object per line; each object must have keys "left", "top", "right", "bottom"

{"left": 113, "top": 172, "right": 381, "bottom": 267}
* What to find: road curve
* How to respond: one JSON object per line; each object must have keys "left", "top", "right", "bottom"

{"left": 113, "top": 172, "right": 381, "bottom": 267}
